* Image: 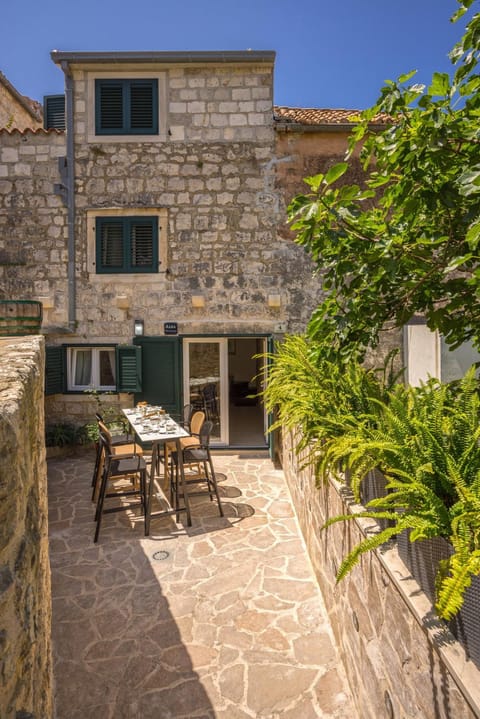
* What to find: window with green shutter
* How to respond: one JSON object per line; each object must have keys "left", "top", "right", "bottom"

{"left": 96, "top": 217, "right": 158, "bottom": 273}
{"left": 43, "top": 95, "right": 66, "bottom": 130}
{"left": 45, "top": 345, "right": 142, "bottom": 393}
{"left": 95, "top": 79, "right": 158, "bottom": 135}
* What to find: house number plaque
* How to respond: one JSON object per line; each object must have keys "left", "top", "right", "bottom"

{"left": 164, "top": 322, "right": 178, "bottom": 335}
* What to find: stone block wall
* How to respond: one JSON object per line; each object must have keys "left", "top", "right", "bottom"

{"left": 0, "top": 82, "right": 42, "bottom": 132}
{"left": 0, "top": 336, "right": 52, "bottom": 719}
{"left": 56, "top": 59, "right": 324, "bottom": 342}
{"left": 282, "top": 427, "right": 480, "bottom": 719}
{"left": 0, "top": 129, "right": 68, "bottom": 329}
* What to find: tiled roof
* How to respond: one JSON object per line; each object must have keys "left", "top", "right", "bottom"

{"left": 0, "top": 127, "right": 63, "bottom": 136}
{"left": 273, "top": 106, "right": 389, "bottom": 127}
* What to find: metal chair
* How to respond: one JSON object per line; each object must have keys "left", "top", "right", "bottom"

{"left": 94, "top": 429, "right": 147, "bottom": 543}
{"left": 161, "top": 410, "right": 205, "bottom": 486}
{"left": 91, "top": 413, "right": 135, "bottom": 491}
{"left": 169, "top": 420, "right": 224, "bottom": 517}
{"left": 95, "top": 412, "right": 131, "bottom": 444}
{"left": 91, "top": 418, "right": 143, "bottom": 501}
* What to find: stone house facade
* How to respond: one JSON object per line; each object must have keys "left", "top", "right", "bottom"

{"left": 0, "top": 51, "right": 384, "bottom": 448}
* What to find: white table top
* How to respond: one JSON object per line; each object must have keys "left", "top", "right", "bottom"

{"left": 122, "top": 408, "right": 189, "bottom": 443}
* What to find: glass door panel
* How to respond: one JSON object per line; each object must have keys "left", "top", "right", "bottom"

{"left": 184, "top": 339, "right": 228, "bottom": 444}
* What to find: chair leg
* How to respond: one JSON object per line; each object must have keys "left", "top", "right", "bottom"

{"left": 91, "top": 441, "right": 101, "bottom": 488}
{"left": 207, "top": 454, "right": 224, "bottom": 517}
{"left": 177, "top": 454, "right": 192, "bottom": 526}
{"left": 94, "top": 463, "right": 110, "bottom": 542}
{"left": 145, "top": 467, "right": 154, "bottom": 536}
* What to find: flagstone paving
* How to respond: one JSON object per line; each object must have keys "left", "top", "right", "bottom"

{"left": 48, "top": 449, "right": 356, "bottom": 718}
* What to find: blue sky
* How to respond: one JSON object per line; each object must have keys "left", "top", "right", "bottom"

{"left": 1, "top": 0, "right": 470, "bottom": 110}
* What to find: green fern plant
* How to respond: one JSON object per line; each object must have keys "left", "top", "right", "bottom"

{"left": 321, "top": 366, "right": 480, "bottom": 620}
{"left": 261, "top": 334, "right": 398, "bottom": 470}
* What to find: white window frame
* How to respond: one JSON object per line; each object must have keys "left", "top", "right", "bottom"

{"left": 67, "top": 346, "right": 116, "bottom": 391}
{"left": 86, "top": 70, "right": 168, "bottom": 143}
{"left": 404, "top": 321, "right": 480, "bottom": 385}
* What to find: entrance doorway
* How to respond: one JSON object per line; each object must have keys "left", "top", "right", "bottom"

{"left": 183, "top": 336, "right": 267, "bottom": 448}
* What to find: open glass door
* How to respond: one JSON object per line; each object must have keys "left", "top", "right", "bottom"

{"left": 183, "top": 339, "right": 228, "bottom": 444}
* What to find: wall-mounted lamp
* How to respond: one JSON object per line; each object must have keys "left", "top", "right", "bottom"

{"left": 134, "top": 319, "right": 144, "bottom": 336}
{"left": 191, "top": 295, "right": 205, "bottom": 308}
{"left": 268, "top": 294, "right": 281, "bottom": 308}
{"left": 115, "top": 295, "right": 130, "bottom": 310}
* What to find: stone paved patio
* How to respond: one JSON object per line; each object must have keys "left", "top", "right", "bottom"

{"left": 47, "top": 448, "right": 356, "bottom": 718}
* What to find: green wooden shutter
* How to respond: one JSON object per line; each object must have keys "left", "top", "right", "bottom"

{"left": 130, "top": 219, "right": 157, "bottom": 271}
{"left": 130, "top": 80, "right": 158, "bottom": 133}
{"left": 96, "top": 80, "right": 124, "bottom": 133}
{"left": 96, "top": 217, "right": 157, "bottom": 274}
{"left": 98, "top": 219, "right": 124, "bottom": 270}
{"left": 116, "top": 345, "right": 142, "bottom": 392}
{"left": 44, "top": 95, "right": 65, "bottom": 130}
{"left": 95, "top": 79, "right": 158, "bottom": 135}
{"left": 45, "top": 346, "right": 65, "bottom": 395}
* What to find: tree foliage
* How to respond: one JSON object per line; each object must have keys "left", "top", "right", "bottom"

{"left": 289, "top": 1, "right": 480, "bottom": 361}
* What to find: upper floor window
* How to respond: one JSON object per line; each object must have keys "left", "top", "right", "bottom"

{"left": 96, "top": 216, "right": 158, "bottom": 273}
{"left": 95, "top": 79, "right": 158, "bottom": 135}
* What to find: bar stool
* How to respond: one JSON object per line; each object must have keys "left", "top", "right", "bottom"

{"left": 91, "top": 419, "right": 143, "bottom": 501}
{"left": 94, "top": 430, "right": 147, "bottom": 542}
{"left": 169, "top": 420, "right": 224, "bottom": 517}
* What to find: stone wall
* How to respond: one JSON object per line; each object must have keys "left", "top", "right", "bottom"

{"left": 282, "top": 427, "right": 480, "bottom": 719}
{"left": 0, "top": 129, "right": 68, "bottom": 330}
{"left": 0, "top": 336, "right": 52, "bottom": 719}
{"left": 274, "top": 127, "right": 404, "bottom": 369}
{"left": 0, "top": 83, "right": 42, "bottom": 132}
{"left": 63, "top": 60, "right": 322, "bottom": 342}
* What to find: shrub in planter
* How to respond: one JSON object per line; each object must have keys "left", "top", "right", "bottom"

{"left": 262, "top": 335, "right": 480, "bottom": 626}
{"left": 45, "top": 422, "right": 81, "bottom": 448}
{"left": 321, "top": 367, "right": 480, "bottom": 625}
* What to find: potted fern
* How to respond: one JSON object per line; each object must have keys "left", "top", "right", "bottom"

{"left": 320, "top": 366, "right": 480, "bottom": 662}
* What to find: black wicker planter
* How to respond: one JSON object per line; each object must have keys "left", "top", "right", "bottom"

{"left": 397, "top": 531, "right": 480, "bottom": 668}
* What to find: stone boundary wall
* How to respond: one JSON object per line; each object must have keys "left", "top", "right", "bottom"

{"left": 281, "top": 427, "right": 480, "bottom": 719}
{"left": 0, "top": 129, "right": 68, "bottom": 329}
{"left": 0, "top": 336, "right": 52, "bottom": 719}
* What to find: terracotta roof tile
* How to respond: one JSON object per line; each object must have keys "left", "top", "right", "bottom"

{"left": 0, "top": 127, "right": 63, "bottom": 136}
{"left": 273, "top": 106, "right": 389, "bottom": 126}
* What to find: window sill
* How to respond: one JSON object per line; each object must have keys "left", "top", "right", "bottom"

{"left": 87, "top": 133, "right": 168, "bottom": 144}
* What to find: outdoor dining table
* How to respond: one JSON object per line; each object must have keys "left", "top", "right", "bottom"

{"left": 122, "top": 407, "right": 192, "bottom": 533}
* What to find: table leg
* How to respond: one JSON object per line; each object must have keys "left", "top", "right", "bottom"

{"left": 145, "top": 441, "right": 159, "bottom": 536}
{"left": 176, "top": 437, "right": 192, "bottom": 526}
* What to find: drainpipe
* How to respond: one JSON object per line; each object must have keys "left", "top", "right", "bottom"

{"left": 61, "top": 60, "right": 76, "bottom": 331}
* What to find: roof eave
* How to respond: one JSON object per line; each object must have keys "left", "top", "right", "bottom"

{"left": 274, "top": 121, "right": 388, "bottom": 133}
{"left": 50, "top": 50, "right": 276, "bottom": 67}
